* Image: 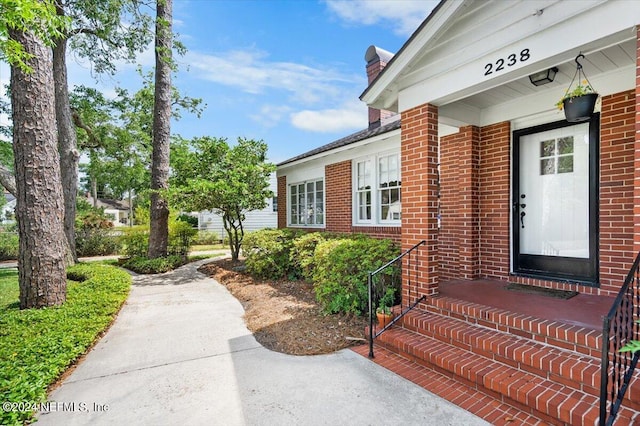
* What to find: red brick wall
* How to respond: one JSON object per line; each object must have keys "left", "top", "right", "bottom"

{"left": 277, "top": 175, "right": 287, "bottom": 229}
{"left": 439, "top": 132, "right": 461, "bottom": 280}
{"left": 279, "top": 162, "right": 400, "bottom": 241}
{"left": 439, "top": 126, "right": 480, "bottom": 281}
{"left": 635, "top": 27, "right": 640, "bottom": 253}
{"left": 401, "top": 103, "right": 439, "bottom": 297}
{"left": 478, "top": 122, "right": 511, "bottom": 279}
{"left": 598, "top": 90, "right": 635, "bottom": 294}
{"left": 325, "top": 161, "right": 352, "bottom": 233}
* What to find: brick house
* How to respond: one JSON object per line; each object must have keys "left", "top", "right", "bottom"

{"left": 278, "top": 1, "right": 640, "bottom": 423}
{"left": 277, "top": 45, "right": 404, "bottom": 243}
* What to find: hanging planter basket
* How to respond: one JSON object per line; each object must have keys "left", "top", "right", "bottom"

{"left": 562, "top": 93, "right": 598, "bottom": 123}
{"left": 556, "top": 54, "right": 599, "bottom": 123}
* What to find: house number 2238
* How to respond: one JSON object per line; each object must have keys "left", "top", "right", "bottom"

{"left": 484, "top": 49, "right": 530, "bottom": 76}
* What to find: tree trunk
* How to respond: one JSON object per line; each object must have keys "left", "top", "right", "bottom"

{"left": 9, "top": 26, "right": 67, "bottom": 309}
{"left": 91, "top": 177, "right": 97, "bottom": 207}
{"left": 148, "top": 0, "right": 172, "bottom": 259}
{"left": 53, "top": 37, "right": 79, "bottom": 264}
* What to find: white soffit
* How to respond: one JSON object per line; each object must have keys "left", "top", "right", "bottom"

{"left": 364, "top": 0, "right": 639, "bottom": 116}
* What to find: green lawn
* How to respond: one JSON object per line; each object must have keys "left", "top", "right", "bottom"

{"left": 0, "top": 269, "right": 19, "bottom": 309}
{"left": 0, "top": 264, "right": 131, "bottom": 426}
{"left": 191, "top": 244, "right": 226, "bottom": 252}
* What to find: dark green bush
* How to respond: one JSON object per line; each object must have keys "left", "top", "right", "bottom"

{"left": 290, "top": 232, "right": 327, "bottom": 281}
{"left": 242, "top": 228, "right": 302, "bottom": 280}
{"left": 176, "top": 213, "right": 198, "bottom": 227}
{"left": 313, "top": 237, "right": 399, "bottom": 315}
{"left": 0, "top": 232, "right": 18, "bottom": 260}
{"left": 121, "top": 255, "right": 185, "bottom": 274}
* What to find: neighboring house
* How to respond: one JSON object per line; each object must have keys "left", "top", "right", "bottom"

{"left": 278, "top": 1, "right": 640, "bottom": 424}
{"left": 197, "top": 173, "right": 278, "bottom": 239}
{"left": 1, "top": 193, "right": 16, "bottom": 224}
{"left": 86, "top": 197, "right": 131, "bottom": 227}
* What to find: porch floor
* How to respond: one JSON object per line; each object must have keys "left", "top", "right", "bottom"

{"left": 438, "top": 278, "right": 616, "bottom": 331}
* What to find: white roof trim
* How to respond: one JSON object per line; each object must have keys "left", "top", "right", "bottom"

{"left": 361, "top": 0, "right": 466, "bottom": 109}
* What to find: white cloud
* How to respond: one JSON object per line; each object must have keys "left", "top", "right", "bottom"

{"left": 185, "top": 48, "right": 364, "bottom": 105}
{"left": 250, "top": 104, "right": 292, "bottom": 128}
{"left": 290, "top": 100, "right": 367, "bottom": 133}
{"left": 325, "top": 0, "right": 437, "bottom": 36}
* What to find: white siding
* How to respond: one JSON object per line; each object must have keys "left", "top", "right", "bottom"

{"left": 197, "top": 174, "right": 277, "bottom": 239}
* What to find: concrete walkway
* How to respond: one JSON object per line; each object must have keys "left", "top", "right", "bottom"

{"left": 37, "top": 258, "right": 489, "bottom": 426}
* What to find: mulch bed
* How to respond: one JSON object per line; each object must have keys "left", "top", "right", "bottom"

{"left": 198, "top": 258, "right": 367, "bottom": 355}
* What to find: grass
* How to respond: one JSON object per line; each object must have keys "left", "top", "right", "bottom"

{"left": 191, "top": 244, "right": 225, "bottom": 251}
{"left": 0, "top": 264, "right": 131, "bottom": 426}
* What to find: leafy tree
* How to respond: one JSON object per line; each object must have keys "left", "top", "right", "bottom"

{"left": 70, "top": 71, "right": 203, "bottom": 222}
{"left": 148, "top": 0, "right": 173, "bottom": 259}
{"left": 51, "top": 0, "right": 153, "bottom": 263}
{"left": 2, "top": 0, "right": 69, "bottom": 308}
{"left": 169, "top": 136, "right": 276, "bottom": 261}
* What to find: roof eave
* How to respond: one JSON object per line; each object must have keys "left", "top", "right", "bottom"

{"left": 360, "top": 0, "right": 465, "bottom": 109}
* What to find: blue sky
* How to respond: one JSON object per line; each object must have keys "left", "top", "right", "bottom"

{"left": 0, "top": 0, "right": 439, "bottom": 164}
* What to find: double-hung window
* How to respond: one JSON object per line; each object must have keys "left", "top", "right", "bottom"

{"left": 354, "top": 152, "right": 401, "bottom": 225}
{"left": 289, "top": 179, "right": 324, "bottom": 226}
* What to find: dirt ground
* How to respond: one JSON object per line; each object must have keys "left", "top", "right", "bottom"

{"left": 198, "top": 258, "right": 368, "bottom": 355}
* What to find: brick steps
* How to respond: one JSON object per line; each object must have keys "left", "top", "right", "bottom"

{"left": 356, "top": 298, "right": 640, "bottom": 425}
{"left": 425, "top": 296, "right": 603, "bottom": 358}
{"left": 351, "top": 344, "right": 545, "bottom": 425}
{"left": 402, "top": 310, "right": 618, "bottom": 404}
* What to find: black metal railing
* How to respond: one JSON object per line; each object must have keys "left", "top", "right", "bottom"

{"left": 600, "top": 251, "right": 640, "bottom": 426}
{"left": 368, "top": 240, "right": 426, "bottom": 358}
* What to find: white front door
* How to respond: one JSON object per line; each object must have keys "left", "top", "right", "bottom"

{"left": 512, "top": 118, "right": 598, "bottom": 283}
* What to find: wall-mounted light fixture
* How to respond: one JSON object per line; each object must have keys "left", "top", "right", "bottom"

{"left": 528, "top": 67, "right": 558, "bottom": 86}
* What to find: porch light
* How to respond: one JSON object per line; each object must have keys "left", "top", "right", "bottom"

{"left": 528, "top": 67, "right": 558, "bottom": 86}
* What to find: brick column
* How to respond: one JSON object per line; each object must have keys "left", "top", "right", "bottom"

{"left": 277, "top": 175, "right": 287, "bottom": 229}
{"left": 401, "top": 103, "right": 439, "bottom": 298}
{"left": 325, "top": 161, "right": 352, "bottom": 233}
{"left": 459, "top": 125, "right": 480, "bottom": 279}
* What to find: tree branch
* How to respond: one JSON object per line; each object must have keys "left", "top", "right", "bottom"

{"left": 0, "top": 164, "right": 16, "bottom": 196}
{"left": 71, "top": 109, "right": 101, "bottom": 148}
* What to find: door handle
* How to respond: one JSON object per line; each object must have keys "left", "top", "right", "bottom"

{"left": 520, "top": 211, "right": 526, "bottom": 228}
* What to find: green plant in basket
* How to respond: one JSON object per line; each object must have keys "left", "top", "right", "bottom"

{"left": 555, "top": 80, "right": 595, "bottom": 110}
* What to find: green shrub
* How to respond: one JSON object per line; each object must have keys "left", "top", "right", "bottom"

{"left": 313, "top": 237, "right": 399, "bottom": 315}
{"left": 168, "top": 220, "right": 197, "bottom": 256}
{"left": 242, "top": 228, "right": 302, "bottom": 280}
{"left": 290, "top": 232, "right": 327, "bottom": 281}
{"left": 121, "top": 255, "right": 185, "bottom": 274}
{"left": 119, "top": 226, "right": 149, "bottom": 257}
{"left": 194, "top": 230, "right": 222, "bottom": 245}
{"left": 0, "top": 264, "right": 131, "bottom": 425}
{"left": 75, "top": 229, "right": 120, "bottom": 257}
{"left": 0, "top": 232, "right": 18, "bottom": 260}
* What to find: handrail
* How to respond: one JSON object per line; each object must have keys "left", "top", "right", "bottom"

{"left": 368, "top": 240, "right": 426, "bottom": 358}
{"left": 599, "top": 251, "right": 640, "bottom": 425}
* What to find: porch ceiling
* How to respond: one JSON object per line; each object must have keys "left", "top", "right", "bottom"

{"left": 439, "top": 39, "right": 636, "bottom": 128}
{"left": 464, "top": 39, "right": 636, "bottom": 109}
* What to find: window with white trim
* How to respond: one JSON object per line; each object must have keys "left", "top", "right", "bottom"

{"left": 353, "top": 152, "right": 401, "bottom": 225}
{"left": 289, "top": 179, "right": 324, "bottom": 226}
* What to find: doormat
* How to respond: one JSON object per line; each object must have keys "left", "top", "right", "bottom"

{"left": 505, "top": 283, "right": 578, "bottom": 300}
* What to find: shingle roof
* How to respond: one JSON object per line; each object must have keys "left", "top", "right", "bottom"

{"left": 277, "top": 119, "right": 401, "bottom": 167}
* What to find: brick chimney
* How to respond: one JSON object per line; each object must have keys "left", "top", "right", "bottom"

{"left": 365, "top": 45, "right": 395, "bottom": 129}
